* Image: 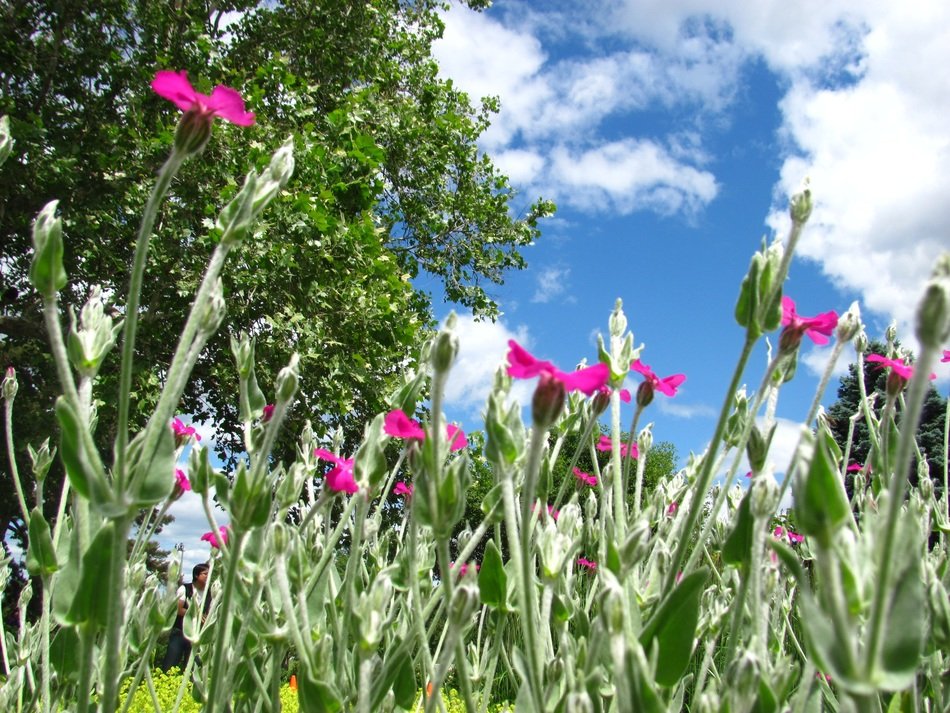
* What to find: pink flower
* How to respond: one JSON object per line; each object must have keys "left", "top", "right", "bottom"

{"left": 450, "top": 562, "right": 480, "bottom": 577}
{"left": 531, "top": 501, "right": 560, "bottom": 520}
{"left": 577, "top": 557, "right": 598, "bottom": 571}
{"left": 171, "top": 418, "right": 201, "bottom": 447}
{"left": 384, "top": 409, "right": 425, "bottom": 441}
{"left": 506, "top": 340, "right": 609, "bottom": 396}
{"left": 314, "top": 448, "right": 358, "bottom": 494}
{"left": 867, "top": 353, "right": 914, "bottom": 381}
{"left": 942, "top": 349, "right": 950, "bottom": 363}
{"left": 667, "top": 502, "right": 678, "bottom": 517}
{"left": 152, "top": 70, "right": 255, "bottom": 126}
{"left": 596, "top": 435, "right": 638, "bottom": 459}
{"left": 572, "top": 467, "right": 597, "bottom": 487}
{"left": 383, "top": 410, "right": 467, "bottom": 452}
{"left": 174, "top": 469, "right": 191, "bottom": 492}
{"left": 446, "top": 424, "right": 468, "bottom": 452}
{"left": 393, "top": 482, "right": 413, "bottom": 498}
{"left": 630, "top": 360, "right": 686, "bottom": 397}
{"left": 744, "top": 471, "right": 753, "bottom": 478}
{"left": 846, "top": 463, "right": 864, "bottom": 472}
{"left": 773, "top": 526, "right": 805, "bottom": 545}
{"left": 262, "top": 404, "right": 275, "bottom": 423}
{"left": 781, "top": 297, "right": 838, "bottom": 346}
{"left": 201, "top": 525, "right": 229, "bottom": 549}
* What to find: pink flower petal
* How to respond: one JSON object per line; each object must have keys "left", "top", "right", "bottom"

{"left": 174, "top": 468, "right": 191, "bottom": 492}
{"left": 200, "top": 525, "right": 229, "bottom": 548}
{"left": 207, "top": 85, "right": 255, "bottom": 125}
{"left": 152, "top": 70, "right": 199, "bottom": 113}
{"left": 446, "top": 424, "right": 467, "bottom": 451}
{"left": 577, "top": 557, "right": 597, "bottom": 571}
{"left": 572, "top": 467, "right": 597, "bottom": 487}
{"left": 394, "top": 482, "right": 413, "bottom": 497}
{"left": 506, "top": 340, "right": 554, "bottom": 379}
{"left": 384, "top": 409, "right": 425, "bottom": 441}
{"left": 554, "top": 362, "right": 610, "bottom": 396}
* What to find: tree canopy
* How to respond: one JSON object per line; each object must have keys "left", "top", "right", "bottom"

{"left": 0, "top": 1, "right": 554, "bottom": 548}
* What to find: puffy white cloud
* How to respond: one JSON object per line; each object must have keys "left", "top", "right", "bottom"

{"left": 532, "top": 266, "right": 570, "bottom": 303}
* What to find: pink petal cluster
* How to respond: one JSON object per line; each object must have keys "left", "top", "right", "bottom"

{"left": 630, "top": 360, "right": 686, "bottom": 397}
{"left": 781, "top": 297, "right": 839, "bottom": 346}
{"left": 152, "top": 70, "right": 255, "bottom": 126}
{"left": 846, "top": 463, "right": 865, "bottom": 472}
{"left": 383, "top": 409, "right": 467, "bottom": 452}
{"left": 450, "top": 562, "right": 480, "bottom": 577}
{"left": 773, "top": 526, "right": 804, "bottom": 544}
{"left": 942, "top": 350, "right": 950, "bottom": 363}
{"left": 577, "top": 557, "right": 598, "bottom": 571}
{"left": 667, "top": 502, "right": 678, "bottom": 517}
{"left": 201, "top": 525, "right": 229, "bottom": 549}
{"left": 262, "top": 404, "right": 275, "bottom": 423}
{"left": 314, "top": 449, "right": 359, "bottom": 494}
{"left": 867, "top": 354, "right": 936, "bottom": 382}
{"left": 174, "top": 468, "right": 191, "bottom": 492}
{"left": 171, "top": 417, "right": 201, "bottom": 443}
{"left": 506, "top": 341, "right": 609, "bottom": 396}
{"left": 596, "top": 385, "right": 631, "bottom": 403}
{"left": 393, "top": 481, "right": 413, "bottom": 498}
{"left": 596, "top": 435, "right": 638, "bottom": 460}
{"left": 572, "top": 467, "right": 597, "bottom": 487}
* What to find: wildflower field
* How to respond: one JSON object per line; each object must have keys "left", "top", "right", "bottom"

{"left": 2, "top": 52, "right": 950, "bottom": 713}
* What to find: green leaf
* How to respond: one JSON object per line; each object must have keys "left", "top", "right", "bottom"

{"left": 722, "top": 489, "right": 755, "bottom": 567}
{"left": 49, "top": 626, "right": 81, "bottom": 682}
{"left": 66, "top": 522, "right": 116, "bottom": 628}
{"left": 477, "top": 539, "right": 507, "bottom": 610}
{"left": 878, "top": 543, "right": 925, "bottom": 690}
{"left": 54, "top": 396, "right": 100, "bottom": 501}
{"left": 639, "top": 568, "right": 708, "bottom": 687}
{"left": 26, "top": 507, "right": 58, "bottom": 577}
{"left": 735, "top": 254, "right": 761, "bottom": 332}
{"left": 297, "top": 671, "right": 342, "bottom": 713}
{"left": 392, "top": 647, "right": 417, "bottom": 710}
{"left": 128, "top": 421, "right": 176, "bottom": 506}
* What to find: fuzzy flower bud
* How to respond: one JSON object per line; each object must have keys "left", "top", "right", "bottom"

{"left": 789, "top": 183, "right": 813, "bottom": 226}
{"left": 750, "top": 475, "right": 779, "bottom": 519}
{"left": 432, "top": 313, "right": 459, "bottom": 374}
{"left": 638, "top": 423, "right": 653, "bottom": 456}
{"left": 915, "top": 253, "right": 950, "bottom": 349}
{"left": 635, "top": 379, "right": 654, "bottom": 408}
{"left": 532, "top": 371, "right": 566, "bottom": 428}
{"left": 276, "top": 353, "right": 300, "bottom": 403}
{"left": 29, "top": 200, "right": 67, "bottom": 297}
{"left": 198, "top": 278, "right": 227, "bottom": 335}
{"left": 28, "top": 439, "right": 55, "bottom": 483}
{"left": 174, "top": 109, "right": 214, "bottom": 156}
{"left": 0, "top": 115, "right": 12, "bottom": 166}
{"left": 67, "top": 286, "right": 122, "bottom": 378}
{"left": 919, "top": 475, "right": 934, "bottom": 501}
{"left": 2, "top": 366, "right": 17, "bottom": 402}
{"left": 836, "top": 301, "right": 862, "bottom": 343}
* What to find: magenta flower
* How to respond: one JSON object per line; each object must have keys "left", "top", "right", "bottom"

{"left": 846, "top": 463, "right": 865, "bottom": 472}
{"left": 942, "top": 349, "right": 950, "bottom": 363}
{"left": 532, "top": 501, "right": 560, "bottom": 521}
{"left": 667, "top": 502, "right": 678, "bottom": 517}
{"left": 577, "top": 557, "right": 598, "bottom": 572}
{"left": 506, "top": 340, "right": 609, "bottom": 396}
{"left": 781, "top": 297, "right": 839, "bottom": 346}
{"left": 384, "top": 409, "right": 467, "bottom": 452}
{"left": 384, "top": 409, "right": 426, "bottom": 441}
{"left": 773, "top": 526, "right": 804, "bottom": 544}
{"left": 152, "top": 70, "right": 255, "bottom": 126}
{"left": 630, "top": 360, "right": 686, "bottom": 397}
{"left": 314, "top": 449, "right": 359, "bottom": 494}
{"left": 393, "top": 481, "right": 413, "bottom": 498}
{"left": 262, "top": 404, "right": 275, "bottom": 423}
{"left": 201, "top": 525, "right": 229, "bottom": 549}
{"left": 174, "top": 468, "right": 191, "bottom": 492}
{"left": 596, "top": 435, "right": 638, "bottom": 459}
{"left": 572, "top": 467, "right": 597, "bottom": 487}
{"left": 867, "top": 354, "right": 935, "bottom": 394}
{"left": 171, "top": 418, "right": 201, "bottom": 447}
{"left": 595, "top": 385, "right": 631, "bottom": 403}
{"left": 450, "top": 562, "right": 480, "bottom": 577}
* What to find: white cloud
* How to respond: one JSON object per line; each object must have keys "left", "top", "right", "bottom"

{"left": 154, "top": 494, "right": 228, "bottom": 574}
{"left": 441, "top": 314, "right": 533, "bottom": 423}
{"left": 547, "top": 139, "right": 718, "bottom": 215}
{"left": 532, "top": 266, "right": 570, "bottom": 303}
{"left": 657, "top": 399, "right": 717, "bottom": 419}
{"left": 800, "top": 343, "right": 852, "bottom": 381}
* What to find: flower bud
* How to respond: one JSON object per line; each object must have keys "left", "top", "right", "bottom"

{"left": 30, "top": 201, "right": 67, "bottom": 297}
{"left": 0, "top": 115, "right": 13, "bottom": 166}
{"left": 919, "top": 475, "right": 934, "bottom": 501}
{"left": 432, "top": 314, "right": 459, "bottom": 374}
{"left": 230, "top": 333, "right": 256, "bottom": 378}
{"left": 609, "top": 299, "right": 627, "bottom": 338}
{"left": 854, "top": 330, "right": 869, "bottom": 354}
{"left": 276, "top": 353, "right": 300, "bottom": 403}
{"left": 532, "top": 371, "right": 566, "bottom": 428}
{"left": 174, "top": 109, "right": 214, "bottom": 155}
{"left": 217, "top": 170, "right": 258, "bottom": 245}
{"left": 67, "top": 286, "right": 122, "bottom": 379}
{"left": 915, "top": 254, "right": 950, "bottom": 349}
{"left": 198, "top": 279, "right": 227, "bottom": 335}
{"left": 635, "top": 379, "right": 654, "bottom": 408}
{"left": 620, "top": 520, "right": 651, "bottom": 567}
{"left": 789, "top": 183, "right": 813, "bottom": 226}
{"left": 267, "top": 137, "right": 295, "bottom": 189}
{"left": 449, "top": 579, "right": 480, "bottom": 630}
{"left": 750, "top": 475, "right": 779, "bottom": 519}
{"left": 271, "top": 522, "right": 290, "bottom": 554}
{"left": 28, "top": 439, "right": 55, "bottom": 483}
{"left": 836, "top": 301, "right": 862, "bottom": 343}
{"left": 637, "top": 423, "right": 653, "bottom": 456}
{"left": 885, "top": 321, "right": 898, "bottom": 346}
{"left": 357, "top": 573, "right": 393, "bottom": 650}
{"left": 590, "top": 388, "right": 610, "bottom": 416}
{"left": 2, "top": 366, "right": 17, "bottom": 402}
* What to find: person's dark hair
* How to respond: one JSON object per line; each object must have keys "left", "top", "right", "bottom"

{"left": 192, "top": 563, "right": 210, "bottom": 580}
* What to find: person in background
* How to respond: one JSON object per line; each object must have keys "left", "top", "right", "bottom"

{"left": 161, "top": 562, "right": 211, "bottom": 671}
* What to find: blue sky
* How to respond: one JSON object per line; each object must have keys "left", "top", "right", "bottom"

{"left": 162, "top": 0, "right": 950, "bottom": 571}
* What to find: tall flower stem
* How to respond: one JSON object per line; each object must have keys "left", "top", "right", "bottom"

{"left": 100, "top": 515, "right": 134, "bottom": 713}
{"left": 205, "top": 530, "right": 245, "bottom": 713}
{"left": 115, "top": 149, "right": 187, "bottom": 483}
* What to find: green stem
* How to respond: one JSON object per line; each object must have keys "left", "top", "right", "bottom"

{"left": 115, "top": 149, "right": 186, "bottom": 483}
{"left": 100, "top": 516, "right": 133, "bottom": 713}
{"left": 864, "top": 346, "right": 938, "bottom": 677}
{"left": 206, "top": 530, "right": 246, "bottom": 713}
{"left": 3, "top": 398, "right": 30, "bottom": 526}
